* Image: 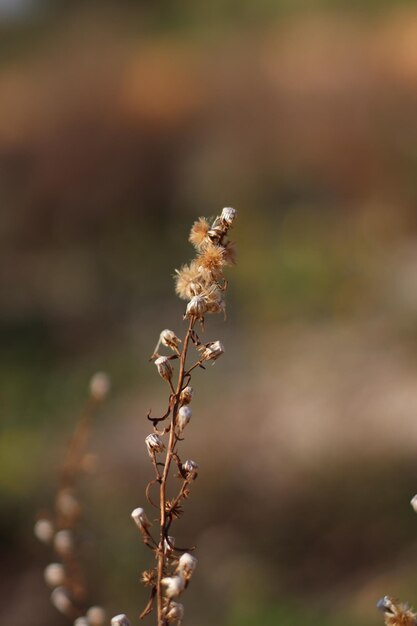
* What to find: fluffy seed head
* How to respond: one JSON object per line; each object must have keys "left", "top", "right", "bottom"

{"left": 54, "top": 530, "right": 74, "bottom": 556}
{"left": 165, "top": 602, "right": 185, "bottom": 623}
{"left": 86, "top": 606, "right": 106, "bottom": 626}
{"left": 131, "top": 507, "right": 151, "bottom": 531}
{"left": 145, "top": 433, "right": 165, "bottom": 456}
{"left": 197, "top": 242, "right": 225, "bottom": 278}
{"left": 34, "top": 518, "right": 54, "bottom": 544}
{"left": 178, "top": 552, "right": 198, "bottom": 579}
{"left": 160, "top": 329, "right": 181, "bottom": 351}
{"left": 44, "top": 563, "right": 66, "bottom": 588}
{"left": 182, "top": 459, "right": 199, "bottom": 479}
{"left": 411, "top": 495, "right": 417, "bottom": 513}
{"left": 377, "top": 596, "right": 417, "bottom": 626}
{"left": 89, "top": 372, "right": 111, "bottom": 401}
{"left": 161, "top": 574, "right": 185, "bottom": 598}
{"left": 179, "top": 386, "right": 193, "bottom": 405}
{"left": 111, "top": 615, "right": 131, "bottom": 626}
{"left": 186, "top": 295, "right": 208, "bottom": 320}
{"left": 189, "top": 217, "right": 210, "bottom": 250}
{"left": 155, "top": 356, "right": 173, "bottom": 382}
{"left": 199, "top": 340, "right": 225, "bottom": 362}
{"left": 177, "top": 405, "right": 192, "bottom": 433}
{"left": 50, "top": 587, "right": 72, "bottom": 615}
{"left": 175, "top": 261, "right": 203, "bottom": 300}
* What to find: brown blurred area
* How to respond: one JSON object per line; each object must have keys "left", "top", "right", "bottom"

{"left": 1, "top": 2, "right": 417, "bottom": 626}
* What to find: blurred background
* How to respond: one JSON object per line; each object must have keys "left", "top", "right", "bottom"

{"left": 1, "top": 0, "right": 417, "bottom": 624}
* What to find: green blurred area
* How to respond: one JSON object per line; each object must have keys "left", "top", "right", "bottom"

{"left": 1, "top": 1, "right": 417, "bottom": 625}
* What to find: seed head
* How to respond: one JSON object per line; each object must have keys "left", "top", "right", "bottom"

{"left": 50, "top": 587, "right": 72, "bottom": 615}
{"left": 54, "top": 530, "right": 74, "bottom": 556}
{"left": 89, "top": 372, "right": 111, "bottom": 401}
{"left": 377, "top": 596, "right": 417, "bottom": 626}
{"left": 44, "top": 563, "right": 66, "bottom": 588}
{"left": 165, "top": 602, "right": 185, "bottom": 624}
{"left": 411, "top": 495, "right": 417, "bottom": 513}
{"left": 160, "top": 329, "right": 181, "bottom": 352}
{"left": 131, "top": 507, "right": 151, "bottom": 531}
{"left": 161, "top": 574, "right": 185, "bottom": 598}
{"left": 34, "top": 518, "right": 54, "bottom": 544}
{"left": 111, "top": 615, "right": 131, "bottom": 626}
{"left": 179, "top": 386, "right": 193, "bottom": 405}
{"left": 177, "top": 405, "right": 192, "bottom": 433}
{"left": 175, "top": 261, "right": 203, "bottom": 300}
{"left": 145, "top": 433, "right": 165, "bottom": 456}
{"left": 185, "top": 295, "right": 208, "bottom": 320}
{"left": 198, "top": 340, "right": 225, "bottom": 362}
{"left": 182, "top": 459, "right": 199, "bottom": 479}
{"left": 189, "top": 217, "right": 210, "bottom": 250}
{"left": 178, "top": 552, "right": 198, "bottom": 579}
{"left": 221, "top": 207, "right": 236, "bottom": 226}
{"left": 155, "top": 356, "right": 173, "bottom": 382}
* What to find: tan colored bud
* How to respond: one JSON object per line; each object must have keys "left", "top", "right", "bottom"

{"left": 54, "top": 530, "right": 74, "bottom": 556}
{"left": 34, "top": 518, "right": 54, "bottom": 544}
{"left": 86, "top": 606, "right": 106, "bottom": 626}
{"left": 89, "top": 372, "right": 111, "bottom": 401}
{"left": 221, "top": 207, "right": 236, "bottom": 226}
{"left": 160, "top": 329, "right": 181, "bottom": 351}
{"left": 178, "top": 552, "right": 197, "bottom": 579}
{"left": 51, "top": 587, "right": 72, "bottom": 615}
{"left": 411, "top": 495, "right": 417, "bottom": 513}
{"left": 131, "top": 507, "right": 151, "bottom": 531}
{"left": 44, "top": 563, "right": 66, "bottom": 588}
{"left": 199, "top": 340, "right": 224, "bottom": 362}
{"left": 145, "top": 433, "right": 165, "bottom": 456}
{"left": 155, "top": 356, "right": 173, "bottom": 381}
{"left": 182, "top": 459, "right": 199, "bottom": 479}
{"left": 161, "top": 574, "right": 185, "bottom": 598}
{"left": 177, "top": 406, "right": 192, "bottom": 433}
{"left": 179, "top": 386, "right": 193, "bottom": 405}
{"left": 165, "top": 602, "right": 184, "bottom": 623}
{"left": 111, "top": 615, "right": 131, "bottom": 626}
{"left": 185, "top": 296, "right": 208, "bottom": 319}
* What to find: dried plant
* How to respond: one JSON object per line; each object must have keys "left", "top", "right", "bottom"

{"left": 34, "top": 372, "right": 111, "bottom": 626}
{"left": 376, "top": 496, "right": 417, "bottom": 626}
{"left": 111, "top": 207, "right": 237, "bottom": 626}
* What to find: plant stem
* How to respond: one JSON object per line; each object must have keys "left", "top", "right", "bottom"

{"left": 156, "top": 319, "right": 194, "bottom": 626}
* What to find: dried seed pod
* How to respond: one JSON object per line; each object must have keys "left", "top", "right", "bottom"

{"left": 221, "top": 207, "right": 236, "bottom": 226}
{"left": 165, "top": 602, "right": 185, "bottom": 623}
{"left": 44, "top": 563, "right": 66, "bottom": 588}
{"left": 89, "top": 372, "right": 111, "bottom": 401}
{"left": 111, "top": 615, "right": 131, "bottom": 626}
{"left": 145, "top": 433, "right": 165, "bottom": 456}
{"left": 86, "top": 606, "right": 106, "bottom": 626}
{"left": 155, "top": 356, "right": 173, "bottom": 382}
{"left": 131, "top": 507, "right": 151, "bottom": 531}
{"left": 177, "top": 406, "right": 192, "bottom": 433}
{"left": 178, "top": 552, "right": 197, "bottom": 579}
{"left": 34, "top": 518, "right": 54, "bottom": 544}
{"left": 411, "top": 494, "right": 417, "bottom": 513}
{"left": 182, "top": 459, "right": 199, "bottom": 479}
{"left": 160, "top": 329, "right": 181, "bottom": 351}
{"left": 198, "top": 340, "right": 224, "bottom": 362}
{"left": 185, "top": 296, "right": 208, "bottom": 320}
{"left": 179, "top": 386, "right": 193, "bottom": 405}
{"left": 161, "top": 574, "right": 185, "bottom": 598}
{"left": 54, "top": 530, "right": 74, "bottom": 556}
{"left": 51, "top": 587, "right": 72, "bottom": 615}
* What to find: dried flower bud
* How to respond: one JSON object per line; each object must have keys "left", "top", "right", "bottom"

{"left": 179, "top": 386, "right": 193, "bottom": 405}
{"left": 178, "top": 552, "right": 198, "bottom": 579}
{"left": 111, "top": 615, "right": 131, "bottom": 626}
{"left": 89, "top": 372, "right": 111, "bottom": 401}
{"left": 199, "top": 340, "right": 225, "bottom": 362}
{"left": 186, "top": 296, "right": 208, "bottom": 320}
{"left": 177, "top": 406, "right": 192, "bottom": 433}
{"left": 161, "top": 574, "right": 185, "bottom": 598}
{"left": 155, "top": 356, "right": 173, "bottom": 382}
{"left": 51, "top": 587, "right": 72, "bottom": 615}
{"left": 34, "top": 518, "right": 54, "bottom": 544}
{"left": 74, "top": 618, "right": 89, "bottom": 626}
{"left": 54, "top": 530, "right": 74, "bottom": 556}
{"left": 182, "top": 459, "right": 199, "bottom": 479}
{"left": 56, "top": 489, "right": 81, "bottom": 518}
{"left": 86, "top": 606, "right": 106, "bottom": 626}
{"left": 221, "top": 207, "right": 236, "bottom": 226}
{"left": 131, "top": 507, "right": 151, "bottom": 531}
{"left": 160, "top": 329, "right": 181, "bottom": 351}
{"left": 411, "top": 494, "right": 417, "bottom": 513}
{"left": 165, "top": 602, "right": 185, "bottom": 623}
{"left": 164, "top": 535, "right": 175, "bottom": 554}
{"left": 145, "top": 433, "right": 165, "bottom": 456}
{"left": 44, "top": 563, "right": 66, "bottom": 588}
